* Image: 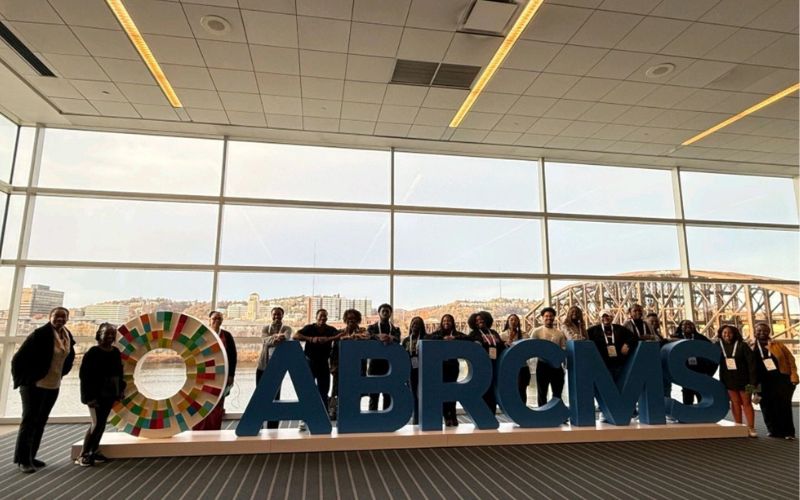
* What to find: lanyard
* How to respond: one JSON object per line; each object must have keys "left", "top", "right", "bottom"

{"left": 630, "top": 320, "right": 644, "bottom": 338}
{"left": 721, "top": 341, "right": 738, "bottom": 358}
{"left": 407, "top": 334, "right": 419, "bottom": 354}
{"left": 604, "top": 327, "right": 614, "bottom": 345}
{"left": 481, "top": 329, "right": 495, "bottom": 346}
{"left": 756, "top": 342, "right": 769, "bottom": 359}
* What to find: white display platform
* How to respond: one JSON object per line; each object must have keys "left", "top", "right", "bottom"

{"left": 71, "top": 421, "right": 748, "bottom": 459}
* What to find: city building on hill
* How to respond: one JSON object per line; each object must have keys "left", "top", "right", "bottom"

{"left": 225, "top": 303, "right": 248, "bottom": 320}
{"left": 19, "top": 284, "right": 64, "bottom": 318}
{"left": 246, "top": 293, "right": 261, "bottom": 320}
{"left": 83, "top": 303, "right": 131, "bottom": 324}
{"left": 305, "top": 295, "right": 373, "bottom": 323}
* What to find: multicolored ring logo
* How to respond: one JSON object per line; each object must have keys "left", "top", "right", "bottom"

{"left": 110, "top": 311, "right": 228, "bottom": 438}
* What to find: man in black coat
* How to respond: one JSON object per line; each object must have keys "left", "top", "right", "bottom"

{"left": 587, "top": 309, "right": 638, "bottom": 383}
{"left": 366, "top": 304, "right": 401, "bottom": 411}
{"left": 11, "top": 307, "right": 76, "bottom": 473}
{"left": 670, "top": 320, "right": 715, "bottom": 404}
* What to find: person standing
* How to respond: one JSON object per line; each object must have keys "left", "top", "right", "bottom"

{"left": 587, "top": 309, "right": 637, "bottom": 383}
{"left": 294, "top": 309, "right": 339, "bottom": 427}
{"left": 12, "top": 307, "right": 76, "bottom": 473}
{"left": 752, "top": 323, "right": 798, "bottom": 440}
{"left": 717, "top": 325, "right": 757, "bottom": 437}
{"left": 401, "top": 317, "right": 426, "bottom": 425}
{"left": 530, "top": 307, "right": 567, "bottom": 407}
{"left": 328, "top": 309, "right": 369, "bottom": 421}
{"left": 469, "top": 311, "right": 505, "bottom": 414}
{"left": 561, "top": 305, "right": 587, "bottom": 341}
{"left": 501, "top": 314, "right": 531, "bottom": 405}
{"left": 623, "top": 304, "right": 661, "bottom": 341}
{"left": 429, "top": 314, "right": 466, "bottom": 426}
{"left": 76, "top": 323, "right": 125, "bottom": 466}
{"left": 671, "top": 320, "right": 714, "bottom": 405}
{"left": 257, "top": 307, "right": 291, "bottom": 429}
{"left": 366, "top": 304, "right": 401, "bottom": 411}
{"left": 645, "top": 312, "right": 663, "bottom": 340}
{"left": 194, "top": 311, "right": 237, "bottom": 431}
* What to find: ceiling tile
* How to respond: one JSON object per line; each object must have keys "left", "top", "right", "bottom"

{"left": 590, "top": 123, "right": 638, "bottom": 140}
{"left": 374, "top": 122, "right": 411, "bottom": 136}
{"left": 746, "top": 34, "right": 798, "bottom": 69}
{"left": 239, "top": 0, "right": 295, "bottom": 14}
{"left": 414, "top": 108, "right": 453, "bottom": 126}
{"left": 521, "top": 4, "right": 593, "bottom": 44}
{"left": 586, "top": 50, "right": 652, "bottom": 79}
{"left": 383, "top": 84, "right": 428, "bottom": 106}
{"left": 353, "top": 0, "right": 411, "bottom": 25}
{"left": 515, "top": 133, "right": 553, "bottom": 147}
{"left": 261, "top": 95, "right": 302, "bottom": 115}
{"left": 124, "top": 0, "right": 193, "bottom": 37}
{"left": 560, "top": 120, "right": 605, "bottom": 138}
{"left": 616, "top": 17, "right": 690, "bottom": 52}
{"left": 646, "top": 109, "right": 700, "bottom": 128}
{"left": 297, "top": 16, "right": 350, "bottom": 53}
{"left": 599, "top": 0, "right": 661, "bottom": 14}
{"left": 177, "top": 89, "right": 224, "bottom": 110}
{"left": 472, "top": 92, "right": 518, "bottom": 114}
{"left": 493, "top": 114, "right": 537, "bottom": 132}
{"left": 547, "top": 136, "right": 586, "bottom": 150}
{"left": 226, "top": 111, "right": 267, "bottom": 126}
{"left": 185, "top": 108, "right": 229, "bottom": 123}
{"left": 578, "top": 138, "right": 615, "bottom": 151}
{"left": 544, "top": 45, "right": 610, "bottom": 75}
{"left": 349, "top": 22, "right": 403, "bottom": 57}
{"left": 72, "top": 80, "right": 126, "bottom": 101}
{"left": 299, "top": 50, "right": 348, "bottom": 79}
{"left": 96, "top": 58, "right": 153, "bottom": 85}
{"left": 343, "top": 81, "right": 387, "bottom": 103}
{"left": 421, "top": 88, "right": 469, "bottom": 109}
{"left": 484, "top": 69, "right": 538, "bottom": 94}
{"left": 256, "top": 72, "right": 301, "bottom": 97}
{"left": 28, "top": 76, "right": 82, "bottom": 99}
{"left": 339, "top": 119, "right": 376, "bottom": 134}
{"left": 580, "top": 102, "right": 630, "bottom": 122}
{"left": 303, "top": 116, "right": 339, "bottom": 131}
{"left": 180, "top": 0, "right": 240, "bottom": 7}
{"left": 625, "top": 54, "right": 696, "bottom": 83}
{"left": 219, "top": 92, "right": 263, "bottom": 112}
{"left": 504, "top": 40, "right": 562, "bottom": 71}
{"left": 91, "top": 100, "right": 140, "bottom": 117}
{"left": 116, "top": 83, "right": 168, "bottom": 105}
{"left": 459, "top": 111, "right": 502, "bottom": 130}
{"left": 524, "top": 73, "right": 579, "bottom": 98}
{"left": 703, "top": 29, "right": 782, "bottom": 63}
{"left": 528, "top": 118, "right": 572, "bottom": 135}
{"left": 301, "top": 76, "right": 344, "bottom": 100}
{"left": 484, "top": 131, "right": 522, "bottom": 144}
{"left": 512, "top": 95, "right": 557, "bottom": 116}
{"left": 73, "top": 27, "right": 140, "bottom": 59}
{"left": 397, "top": 28, "right": 453, "bottom": 62}
{"left": 378, "top": 104, "right": 418, "bottom": 123}
{"left": 543, "top": 99, "right": 594, "bottom": 119}
{"left": 699, "top": 0, "right": 776, "bottom": 27}
{"left": 296, "top": 0, "right": 353, "bottom": 20}
{"left": 162, "top": 64, "right": 216, "bottom": 90}
{"left": 41, "top": 53, "right": 108, "bottom": 80}
{"left": 649, "top": 0, "right": 718, "bottom": 21}
{"left": 748, "top": 0, "right": 799, "bottom": 33}
{"left": 406, "top": 0, "right": 471, "bottom": 31}
{"left": 208, "top": 68, "right": 258, "bottom": 93}
{"left": 147, "top": 35, "right": 206, "bottom": 66}
{"left": 743, "top": 68, "right": 798, "bottom": 93}
{"left": 197, "top": 40, "right": 252, "bottom": 70}
{"left": 669, "top": 60, "right": 737, "bottom": 87}
{"left": 636, "top": 85, "right": 697, "bottom": 108}
{"left": 0, "top": 0, "right": 61, "bottom": 23}
{"left": 346, "top": 55, "right": 395, "bottom": 83}
{"left": 8, "top": 22, "right": 87, "bottom": 56}
{"left": 267, "top": 114, "right": 303, "bottom": 129}
{"left": 450, "top": 128, "right": 489, "bottom": 142}
{"left": 241, "top": 10, "right": 297, "bottom": 47}
{"left": 562, "top": 77, "right": 618, "bottom": 101}
{"left": 678, "top": 89, "right": 730, "bottom": 111}
{"left": 341, "top": 101, "right": 380, "bottom": 121}
{"left": 183, "top": 4, "right": 247, "bottom": 42}
{"left": 660, "top": 23, "right": 738, "bottom": 58}
{"left": 706, "top": 64, "right": 775, "bottom": 92}
{"left": 250, "top": 45, "right": 299, "bottom": 74}
{"left": 569, "top": 10, "right": 642, "bottom": 48}
{"left": 601, "top": 81, "right": 658, "bottom": 104}
{"left": 444, "top": 33, "right": 503, "bottom": 66}
{"left": 612, "top": 106, "right": 662, "bottom": 125}
{"left": 408, "top": 124, "right": 446, "bottom": 139}
{"left": 133, "top": 103, "right": 179, "bottom": 121}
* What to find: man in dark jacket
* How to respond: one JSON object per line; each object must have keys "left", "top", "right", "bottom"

{"left": 366, "top": 304, "right": 401, "bottom": 411}
{"left": 587, "top": 309, "right": 638, "bottom": 383}
{"left": 11, "top": 307, "right": 76, "bottom": 473}
{"left": 671, "top": 320, "right": 715, "bottom": 404}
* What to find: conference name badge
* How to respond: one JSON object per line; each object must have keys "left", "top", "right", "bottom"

{"left": 607, "top": 345, "right": 617, "bottom": 358}
{"left": 411, "top": 356, "right": 419, "bottom": 369}
{"left": 488, "top": 347, "right": 497, "bottom": 360}
{"left": 763, "top": 358, "right": 777, "bottom": 371}
{"left": 725, "top": 358, "right": 737, "bottom": 370}
{"left": 687, "top": 356, "right": 697, "bottom": 366}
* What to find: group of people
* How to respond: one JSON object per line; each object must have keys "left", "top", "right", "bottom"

{"left": 9, "top": 303, "right": 798, "bottom": 473}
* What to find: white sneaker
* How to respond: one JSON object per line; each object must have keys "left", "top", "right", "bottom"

{"left": 748, "top": 428, "right": 758, "bottom": 438}
{"left": 298, "top": 421, "right": 306, "bottom": 431}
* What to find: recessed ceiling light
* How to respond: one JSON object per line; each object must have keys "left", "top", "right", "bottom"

{"left": 645, "top": 63, "right": 675, "bottom": 79}
{"left": 201, "top": 15, "right": 231, "bottom": 35}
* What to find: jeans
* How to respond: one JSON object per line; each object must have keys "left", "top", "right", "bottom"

{"left": 536, "top": 364, "right": 564, "bottom": 407}
{"left": 14, "top": 385, "right": 59, "bottom": 466}
{"left": 81, "top": 399, "right": 114, "bottom": 457}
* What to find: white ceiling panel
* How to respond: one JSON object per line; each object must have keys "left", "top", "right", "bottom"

{"left": 484, "top": 69, "right": 538, "bottom": 94}
{"left": 299, "top": 50, "right": 347, "bottom": 79}
{"left": 601, "top": 81, "right": 658, "bottom": 105}
{"left": 124, "top": 0, "right": 193, "bottom": 37}
{"left": 591, "top": 123, "right": 638, "bottom": 140}
{"left": 580, "top": 102, "right": 630, "bottom": 122}
{"left": 352, "top": 0, "right": 411, "bottom": 26}
{"left": 544, "top": 99, "right": 594, "bottom": 120}
{"left": 297, "top": 16, "right": 350, "bottom": 53}
{"left": 748, "top": 0, "right": 799, "bottom": 33}
{"left": 544, "top": 45, "right": 609, "bottom": 75}
{"left": 116, "top": 82, "right": 169, "bottom": 105}
{"left": 616, "top": 17, "right": 690, "bottom": 53}
{"left": 261, "top": 95, "right": 302, "bottom": 115}
{"left": 374, "top": 122, "right": 411, "bottom": 136}
{"left": 267, "top": 113, "right": 303, "bottom": 129}
{"left": 8, "top": 22, "right": 87, "bottom": 56}
{"left": 256, "top": 72, "right": 302, "bottom": 97}
{"left": 406, "top": 0, "right": 470, "bottom": 31}
{"left": 0, "top": 0, "right": 61, "bottom": 23}
{"left": 133, "top": 103, "right": 179, "bottom": 120}
{"left": 484, "top": 131, "right": 521, "bottom": 144}
{"left": 742, "top": 68, "right": 797, "bottom": 94}
{"left": 96, "top": 58, "right": 153, "bottom": 85}
{"left": 339, "top": 119, "right": 376, "bottom": 134}
{"left": 177, "top": 88, "right": 224, "bottom": 109}
{"left": 183, "top": 4, "right": 247, "bottom": 43}
{"left": 669, "top": 60, "right": 737, "bottom": 88}
{"left": 349, "top": 22, "right": 403, "bottom": 57}
{"left": 562, "top": 77, "right": 617, "bottom": 101}
{"left": 612, "top": 106, "right": 663, "bottom": 125}
{"left": 72, "top": 27, "right": 139, "bottom": 59}
{"left": 561, "top": 120, "right": 605, "bottom": 138}
{"left": 239, "top": 0, "right": 295, "bottom": 14}
{"left": 414, "top": 107, "right": 454, "bottom": 126}
{"left": 599, "top": 0, "right": 661, "bottom": 14}
{"left": 91, "top": 100, "right": 139, "bottom": 117}
{"left": 471, "top": 92, "right": 518, "bottom": 114}
{"left": 569, "top": 10, "right": 642, "bottom": 48}
{"left": 747, "top": 34, "right": 799, "bottom": 69}
{"left": 301, "top": 76, "right": 344, "bottom": 100}
{"left": 378, "top": 104, "right": 418, "bottom": 123}
{"left": 408, "top": 124, "right": 445, "bottom": 139}
{"left": 226, "top": 110, "right": 267, "bottom": 126}
{"left": 636, "top": 85, "right": 697, "bottom": 108}
{"left": 71, "top": 80, "right": 126, "bottom": 101}
{"left": 515, "top": 133, "right": 552, "bottom": 147}
{"left": 343, "top": 81, "right": 386, "bottom": 103}
{"left": 504, "top": 40, "right": 562, "bottom": 71}
{"left": 219, "top": 92, "right": 263, "bottom": 112}
{"left": 162, "top": 64, "right": 216, "bottom": 90}
{"left": 241, "top": 10, "right": 297, "bottom": 47}
{"left": 397, "top": 28, "right": 453, "bottom": 62}
{"left": 524, "top": 73, "right": 579, "bottom": 98}
{"left": 341, "top": 101, "right": 380, "bottom": 121}
{"left": 41, "top": 53, "right": 109, "bottom": 80}
{"left": 450, "top": 128, "right": 489, "bottom": 142}
{"left": 458, "top": 111, "right": 502, "bottom": 130}
{"left": 383, "top": 84, "right": 428, "bottom": 106}
{"left": 250, "top": 45, "right": 299, "bottom": 74}
{"left": 296, "top": 0, "right": 353, "bottom": 20}
{"left": 528, "top": 118, "right": 572, "bottom": 135}
{"left": 303, "top": 116, "right": 339, "bottom": 132}
{"left": 421, "top": 88, "right": 469, "bottom": 110}
{"left": 443, "top": 33, "right": 502, "bottom": 66}
{"left": 699, "top": 0, "right": 777, "bottom": 27}
{"left": 185, "top": 108, "right": 228, "bottom": 123}
{"left": 345, "top": 55, "right": 394, "bottom": 83}
{"left": 704, "top": 29, "right": 782, "bottom": 63}
{"left": 646, "top": 109, "right": 699, "bottom": 128}
{"left": 648, "top": 0, "right": 719, "bottom": 21}
{"left": 493, "top": 114, "right": 537, "bottom": 132}
{"left": 209, "top": 68, "right": 258, "bottom": 93}
{"left": 660, "top": 22, "right": 737, "bottom": 58}
{"left": 146, "top": 35, "right": 207, "bottom": 66}
{"left": 28, "top": 76, "right": 82, "bottom": 98}
{"left": 197, "top": 40, "right": 252, "bottom": 70}
{"left": 521, "top": 4, "right": 593, "bottom": 44}
{"left": 512, "top": 96, "right": 557, "bottom": 116}
{"left": 586, "top": 50, "right": 652, "bottom": 79}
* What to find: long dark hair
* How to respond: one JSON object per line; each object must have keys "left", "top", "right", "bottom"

{"left": 409, "top": 316, "right": 425, "bottom": 336}
{"left": 467, "top": 313, "right": 479, "bottom": 332}
{"left": 439, "top": 314, "right": 455, "bottom": 332}
{"left": 477, "top": 310, "right": 494, "bottom": 329}
{"left": 503, "top": 314, "right": 521, "bottom": 333}
{"left": 717, "top": 324, "right": 743, "bottom": 343}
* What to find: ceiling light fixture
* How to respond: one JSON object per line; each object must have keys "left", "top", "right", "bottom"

{"left": 106, "top": 0, "right": 182, "bottom": 108}
{"left": 449, "top": 0, "right": 544, "bottom": 128}
{"left": 681, "top": 82, "right": 799, "bottom": 146}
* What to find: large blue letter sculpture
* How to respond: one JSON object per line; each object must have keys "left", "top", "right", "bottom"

{"left": 236, "top": 341, "right": 331, "bottom": 436}
{"left": 662, "top": 340, "right": 728, "bottom": 423}
{"left": 336, "top": 340, "right": 413, "bottom": 433}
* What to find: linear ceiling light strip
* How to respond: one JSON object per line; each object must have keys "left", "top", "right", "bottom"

{"left": 449, "top": 0, "right": 544, "bottom": 128}
{"left": 106, "top": 0, "right": 182, "bottom": 108}
{"left": 681, "top": 83, "right": 799, "bottom": 146}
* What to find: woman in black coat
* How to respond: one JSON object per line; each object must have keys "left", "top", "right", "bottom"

{"left": 429, "top": 314, "right": 467, "bottom": 426}
{"left": 717, "top": 325, "right": 757, "bottom": 437}
{"left": 11, "top": 307, "right": 76, "bottom": 473}
{"left": 469, "top": 311, "right": 505, "bottom": 415}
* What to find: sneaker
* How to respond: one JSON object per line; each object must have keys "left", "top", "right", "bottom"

{"left": 18, "top": 464, "right": 36, "bottom": 474}
{"left": 748, "top": 429, "right": 758, "bottom": 438}
{"left": 298, "top": 421, "right": 306, "bottom": 431}
{"left": 92, "top": 452, "right": 109, "bottom": 463}
{"left": 75, "top": 456, "right": 93, "bottom": 467}
{"left": 785, "top": 436, "right": 795, "bottom": 441}
{"left": 32, "top": 459, "right": 46, "bottom": 468}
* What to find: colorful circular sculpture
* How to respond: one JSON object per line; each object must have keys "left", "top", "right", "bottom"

{"left": 111, "top": 311, "right": 228, "bottom": 438}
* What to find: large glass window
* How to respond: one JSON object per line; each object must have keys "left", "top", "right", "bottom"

{"left": 220, "top": 205, "right": 390, "bottom": 269}
{"left": 0, "top": 195, "right": 24, "bottom": 259}
{"left": 395, "top": 213, "right": 543, "bottom": 273}
{"left": 394, "top": 152, "right": 540, "bottom": 211}
{"left": 11, "top": 127, "right": 35, "bottom": 186}
{"left": 0, "top": 113, "right": 17, "bottom": 184}
{"left": 686, "top": 226, "right": 799, "bottom": 281}
{"left": 225, "top": 142, "right": 390, "bottom": 204}
{"left": 548, "top": 220, "right": 681, "bottom": 276}
{"left": 681, "top": 172, "right": 798, "bottom": 225}
{"left": 546, "top": 162, "right": 675, "bottom": 218}
{"left": 27, "top": 196, "right": 218, "bottom": 264}
{"left": 37, "top": 130, "right": 223, "bottom": 195}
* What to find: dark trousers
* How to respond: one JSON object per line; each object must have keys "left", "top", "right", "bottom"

{"left": 410, "top": 367, "right": 419, "bottom": 425}
{"left": 760, "top": 374, "right": 796, "bottom": 438}
{"left": 368, "top": 360, "right": 391, "bottom": 411}
{"left": 518, "top": 367, "right": 532, "bottom": 405}
{"left": 14, "top": 385, "right": 59, "bottom": 466}
{"left": 682, "top": 388, "right": 701, "bottom": 405}
{"left": 81, "top": 400, "right": 113, "bottom": 457}
{"left": 310, "top": 361, "right": 330, "bottom": 409}
{"left": 255, "top": 369, "right": 281, "bottom": 429}
{"left": 536, "top": 363, "right": 564, "bottom": 407}
{"left": 443, "top": 360, "right": 460, "bottom": 423}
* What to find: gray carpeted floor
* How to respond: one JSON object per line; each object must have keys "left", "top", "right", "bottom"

{"left": 0, "top": 412, "right": 796, "bottom": 500}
